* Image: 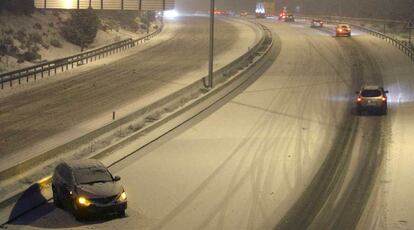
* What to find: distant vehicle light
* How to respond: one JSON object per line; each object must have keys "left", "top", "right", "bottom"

{"left": 164, "top": 10, "right": 179, "bottom": 18}
{"left": 357, "top": 97, "right": 362, "bottom": 102}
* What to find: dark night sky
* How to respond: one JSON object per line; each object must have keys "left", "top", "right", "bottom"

{"left": 174, "top": 0, "right": 414, "bottom": 21}
{"left": 175, "top": 0, "right": 259, "bottom": 12}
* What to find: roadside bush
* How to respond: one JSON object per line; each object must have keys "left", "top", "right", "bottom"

{"left": 14, "top": 29, "right": 27, "bottom": 44}
{"left": 139, "top": 11, "right": 156, "bottom": 25}
{"left": 29, "top": 32, "right": 43, "bottom": 44}
{"left": 4, "top": 28, "right": 14, "bottom": 34}
{"left": 33, "top": 23, "right": 42, "bottom": 30}
{"left": 50, "top": 38, "right": 62, "bottom": 48}
{"left": 23, "top": 50, "right": 41, "bottom": 62}
{"left": 48, "top": 22, "right": 54, "bottom": 28}
{"left": 17, "top": 54, "right": 25, "bottom": 63}
{"left": 140, "top": 24, "right": 148, "bottom": 30}
{"left": 41, "top": 42, "right": 49, "bottom": 49}
{"left": 0, "top": 36, "right": 15, "bottom": 55}
{"left": 52, "top": 10, "right": 60, "bottom": 17}
{"left": 62, "top": 8, "right": 100, "bottom": 50}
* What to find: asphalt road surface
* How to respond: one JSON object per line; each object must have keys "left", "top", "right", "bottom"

{"left": 5, "top": 19, "right": 414, "bottom": 230}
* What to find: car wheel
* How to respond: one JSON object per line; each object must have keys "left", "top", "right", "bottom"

{"left": 52, "top": 186, "right": 62, "bottom": 208}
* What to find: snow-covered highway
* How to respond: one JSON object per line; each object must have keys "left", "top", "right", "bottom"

{"left": 4, "top": 18, "right": 414, "bottom": 230}
{"left": 0, "top": 16, "right": 258, "bottom": 173}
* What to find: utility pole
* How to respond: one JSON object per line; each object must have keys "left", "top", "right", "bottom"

{"left": 408, "top": 20, "right": 413, "bottom": 48}
{"left": 204, "top": 0, "right": 215, "bottom": 89}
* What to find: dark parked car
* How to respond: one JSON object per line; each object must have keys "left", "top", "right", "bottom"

{"left": 356, "top": 85, "right": 389, "bottom": 115}
{"left": 311, "top": 19, "right": 324, "bottom": 28}
{"left": 52, "top": 159, "right": 127, "bottom": 220}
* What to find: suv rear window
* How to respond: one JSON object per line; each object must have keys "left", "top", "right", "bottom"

{"left": 361, "top": 90, "right": 382, "bottom": 97}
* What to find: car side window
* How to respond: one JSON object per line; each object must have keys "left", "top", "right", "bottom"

{"left": 55, "top": 164, "right": 64, "bottom": 179}
{"left": 61, "top": 166, "right": 73, "bottom": 185}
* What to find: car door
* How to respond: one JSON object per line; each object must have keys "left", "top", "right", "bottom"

{"left": 60, "top": 166, "right": 75, "bottom": 208}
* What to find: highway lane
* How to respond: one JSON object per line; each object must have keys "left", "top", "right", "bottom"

{"left": 0, "top": 17, "right": 256, "bottom": 171}
{"left": 352, "top": 29, "right": 414, "bottom": 230}
{"left": 5, "top": 20, "right": 414, "bottom": 229}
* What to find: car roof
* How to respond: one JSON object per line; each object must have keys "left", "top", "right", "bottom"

{"left": 64, "top": 159, "right": 106, "bottom": 170}
{"left": 361, "top": 85, "right": 383, "bottom": 90}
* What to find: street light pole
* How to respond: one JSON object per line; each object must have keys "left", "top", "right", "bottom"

{"left": 204, "top": 0, "right": 215, "bottom": 89}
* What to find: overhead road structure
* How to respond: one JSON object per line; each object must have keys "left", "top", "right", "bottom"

{"left": 34, "top": 0, "right": 175, "bottom": 11}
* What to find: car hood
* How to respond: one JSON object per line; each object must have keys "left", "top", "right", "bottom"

{"left": 76, "top": 182, "right": 123, "bottom": 198}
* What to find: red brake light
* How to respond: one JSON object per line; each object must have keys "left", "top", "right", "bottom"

{"left": 382, "top": 97, "right": 387, "bottom": 101}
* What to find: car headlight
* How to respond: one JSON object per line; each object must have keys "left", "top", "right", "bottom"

{"left": 118, "top": 191, "right": 127, "bottom": 202}
{"left": 78, "top": 196, "right": 91, "bottom": 206}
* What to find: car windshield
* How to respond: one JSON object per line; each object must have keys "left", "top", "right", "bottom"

{"left": 74, "top": 167, "right": 113, "bottom": 184}
{"left": 361, "top": 90, "right": 382, "bottom": 97}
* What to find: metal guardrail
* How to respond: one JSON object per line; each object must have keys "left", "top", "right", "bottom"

{"left": 298, "top": 16, "right": 414, "bottom": 63}
{"left": 0, "top": 24, "right": 163, "bottom": 89}
{"left": 350, "top": 24, "right": 414, "bottom": 62}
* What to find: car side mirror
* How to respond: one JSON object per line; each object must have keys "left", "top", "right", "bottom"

{"left": 385, "top": 90, "right": 389, "bottom": 94}
{"left": 113, "top": 176, "right": 121, "bottom": 182}
{"left": 355, "top": 91, "right": 359, "bottom": 94}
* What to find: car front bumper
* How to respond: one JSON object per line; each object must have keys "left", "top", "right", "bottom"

{"left": 78, "top": 201, "right": 127, "bottom": 215}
